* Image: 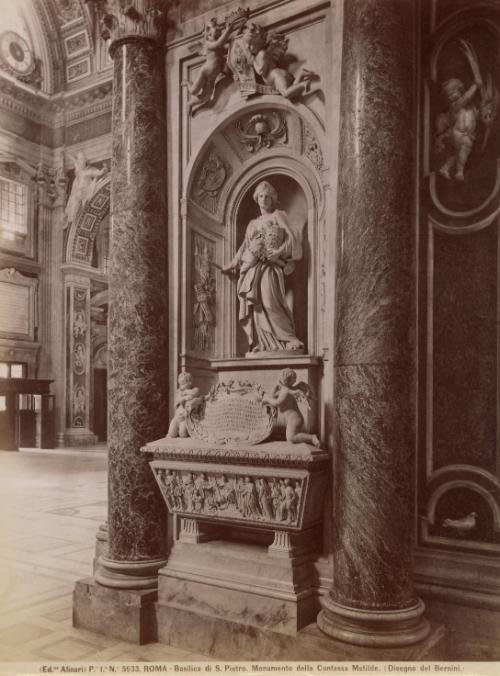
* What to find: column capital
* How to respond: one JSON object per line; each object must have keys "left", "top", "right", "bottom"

{"left": 87, "top": 0, "right": 168, "bottom": 50}
{"left": 35, "top": 163, "right": 67, "bottom": 209}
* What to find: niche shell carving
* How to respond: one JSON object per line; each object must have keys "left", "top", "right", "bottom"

{"left": 186, "top": 380, "right": 277, "bottom": 445}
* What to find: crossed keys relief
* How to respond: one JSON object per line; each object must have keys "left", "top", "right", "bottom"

{"left": 183, "top": 8, "right": 319, "bottom": 113}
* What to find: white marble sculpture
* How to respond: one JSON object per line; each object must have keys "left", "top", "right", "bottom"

{"left": 64, "top": 152, "right": 106, "bottom": 228}
{"left": 166, "top": 372, "right": 202, "bottom": 438}
{"left": 263, "top": 368, "right": 320, "bottom": 447}
{"left": 222, "top": 180, "right": 304, "bottom": 355}
{"left": 436, "top": 40, "right": 498, "bottom": 181}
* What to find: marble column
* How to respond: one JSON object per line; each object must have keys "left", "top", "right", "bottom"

{"left": 317, "top": 0, "right": 430, "bottom": 647}
{"left": 74, "top": 0, "right": 169, "bottom": 645}
{"left": 35, "top": 159, "right": 67, "bottom": 446}
{"left": 93, "top": 0, "right": 169, "bottom": 590}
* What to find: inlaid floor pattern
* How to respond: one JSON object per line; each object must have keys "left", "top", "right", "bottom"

{"left": 0, "top": 447, "right": 208, "bottom": 663}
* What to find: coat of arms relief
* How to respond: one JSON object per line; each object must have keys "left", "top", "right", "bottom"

{"left": 183, "top": 8, "right": 319, "bottom": 113}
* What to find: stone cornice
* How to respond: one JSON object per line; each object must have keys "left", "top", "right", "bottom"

{"left": 87, "top": 0, "right": 168, "bottom": 49}
{"left": 0, "top": 75, "right": 112, "bottom": 128}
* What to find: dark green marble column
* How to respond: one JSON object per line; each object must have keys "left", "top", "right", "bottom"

{"left": 317, "top": 0, "right": 430, "bottom": 647}
{"left": 89, "top": 0, "right": 169, "bottom": 590}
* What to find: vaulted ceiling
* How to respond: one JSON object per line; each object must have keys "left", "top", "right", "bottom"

{"left": 0, "top": 0, "right": 110, "bottom": 96}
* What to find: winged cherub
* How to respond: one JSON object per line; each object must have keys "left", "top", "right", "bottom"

{"left": 263, "top": 368, "right": 320, "bottom": 447}
{"left": 184, "top": 12, "right": 248, "bottom": 110}
{"left": 435, "top": 39, "right": 499, "bottom": 181}
{"left": 166, "top": 372, "right": 203, "bottom": 438}
{"left": 251, "top": 30, "right": 317, "bottom": 100}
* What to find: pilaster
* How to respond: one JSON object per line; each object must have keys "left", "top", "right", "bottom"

{"left": 35, "top": 157, "right": 67, "bottom": 446}
{"left": 63, "top": 273, "right": 96, "bottom": 446}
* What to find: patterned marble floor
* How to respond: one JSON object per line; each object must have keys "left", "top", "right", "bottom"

{"left": 2, "top": 447, "right": 499, "bottom": 672}
{"left": 0, "top": 446, "right": 208, "bottom": 665}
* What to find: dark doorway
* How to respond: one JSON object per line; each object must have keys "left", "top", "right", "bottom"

{"left": 93, "top": 369, "right": 107, "bottom": 442}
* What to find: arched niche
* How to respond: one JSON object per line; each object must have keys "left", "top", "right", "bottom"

{"left": 233, "top": 175, "right": 309, "bottom": 357}
{"left": 182, "top": 102, "right": 325, "bottom": 364}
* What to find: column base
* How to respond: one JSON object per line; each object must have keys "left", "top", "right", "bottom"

{"left": 178, "top": 518, "right": 214, "bottom": 544}
{"left": 73, "top": 577, "right": 157, "bottom": 644}
{"left": 158, "top": 538, "right": 319, "bottom": 635}
{"left": 95, "top": 556, "right": 167, "bottom": 590}
{"left": 63, "top": 427, "right": 98, "bottom": 447}
{"left": 317, "top": 596, "right": 431, "bottom": 647}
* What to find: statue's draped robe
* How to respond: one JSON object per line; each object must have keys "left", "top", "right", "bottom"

{"left": 230, "top": 209, "right": 301, "bottom": 351}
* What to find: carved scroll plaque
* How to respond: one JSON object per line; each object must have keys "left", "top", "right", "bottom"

{"left": 186, "top": 381, "right": 276, "bottom": 445}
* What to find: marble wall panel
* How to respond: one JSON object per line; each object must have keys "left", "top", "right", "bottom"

{"left": 107, "top": 41, "right": 168, "bottom": 562}
{"left": 332, "top": 363, "right": 414, "bottom": 610}
{"left": 433, "top": 225, "right": 498, "bottom": 472}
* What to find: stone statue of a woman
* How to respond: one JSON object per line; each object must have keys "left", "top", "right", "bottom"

{"left": 222, "top": 180, "right": 304, "bottom": 355}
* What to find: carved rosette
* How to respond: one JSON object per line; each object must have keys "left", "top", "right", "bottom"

{"left": 88, "top": 0, "right": 168, "bottom": 50}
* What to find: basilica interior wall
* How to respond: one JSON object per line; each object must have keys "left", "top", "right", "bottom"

{"left": 0, "top": 0, "right": 499, "bottom": 634}
{"left": 413, "top": 0, "right": 500, "bottom": 609}
{"left": 0, "top": 0, "right": 113, "bottom": 447}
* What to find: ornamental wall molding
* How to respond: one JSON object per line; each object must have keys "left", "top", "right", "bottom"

{"left": 142, "top": 438, "right": 329, "bottom": 471}
{"left": 235, "top": 110, "right": 288, "bottom": 153}
{"left": 0, "top": 84, "right": 50, "bottom": 127}
{"left": 0, "top": 75, "right": 112, "bottom": 128}
{"left": 184, "top": 9, "right": 319, "bottom": 114}
{"left": 34, "top": 0, "right": 67, "bottom": 92}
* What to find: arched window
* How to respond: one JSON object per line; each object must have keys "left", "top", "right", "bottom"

{"left": 0, "top": 175, "right": 30, "bottom": 256}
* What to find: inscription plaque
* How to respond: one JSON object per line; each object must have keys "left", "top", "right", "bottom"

{"left": 187, "top": 381, "right": 276, "bottom": 444}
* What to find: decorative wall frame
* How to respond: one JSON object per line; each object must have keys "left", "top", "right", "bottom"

{"left": 0, "top": 267, "right": 38, "bottom": 341}
{"left": 182, "top": 102, "right": 325, "bottom": 364}
{"left": 418, "top": 1, "right": 500, "bottom": 559}
{"left": 66, "top": 56, "right": 90, "bottom": 83}
{"left": 64, "top": 30, "right": 89, "bottom": 58}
